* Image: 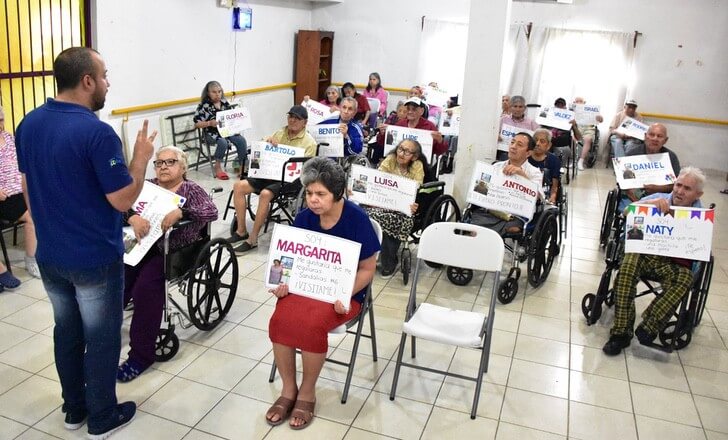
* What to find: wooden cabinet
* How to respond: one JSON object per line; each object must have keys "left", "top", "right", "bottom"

{"left": 294, "top": 30, "right": 334, "bottom": 104}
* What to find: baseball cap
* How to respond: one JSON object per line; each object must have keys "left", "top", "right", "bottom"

{"left": 625, "top": 99, "right": 638, "bottom": 107}
{"left": 404, "top": 97, "right": 426, "bottom": 108}
{"left": 287, "top": 105, "right": 308, "bottom": 120}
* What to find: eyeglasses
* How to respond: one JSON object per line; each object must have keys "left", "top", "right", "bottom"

{"left": 153, "top": 159, "right": 179, "bottom": 168}
{"left": 396, "top": 146, "right": 415, "bottom": 156}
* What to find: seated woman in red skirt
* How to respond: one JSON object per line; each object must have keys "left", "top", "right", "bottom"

{"left": 266, "top": 157, "right": 380, "bottom": 430}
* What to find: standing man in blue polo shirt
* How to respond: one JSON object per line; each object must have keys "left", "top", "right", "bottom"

{"left": 15, "top": 47, "right": 156, "bottom": 439}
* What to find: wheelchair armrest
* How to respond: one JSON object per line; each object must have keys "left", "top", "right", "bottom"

{"left": 420, "top": 181, "right": 445, "bottom": 190}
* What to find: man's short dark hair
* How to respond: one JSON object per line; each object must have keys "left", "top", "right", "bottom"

{"left": 54, "top": 47, "right": 100, "bottom": 93}
{"left": 516, "top": 132, "right": 536, "bottom": 151}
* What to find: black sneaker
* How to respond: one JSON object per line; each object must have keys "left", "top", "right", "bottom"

{"left": 635, "top": 325, "right": 657, "bottom": 346}
{"left": 63, "top": 408, "right": 87, "bottom": 430}
{"left": 380, "top": 266, "right": 397, "bottom": 279}
{"left": 603, "top": 334, "right": 631, "bottom": 356}
{"left": 87, "top": 401, "right": 136, "bottom": 440}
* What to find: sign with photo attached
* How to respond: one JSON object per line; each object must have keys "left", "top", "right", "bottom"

{"left": 466, "top": 161, "right": 539, "bottom": 220}
{"left": 612, "top": 153, "right": 676, "bottom": 190}
{"left": 347, "top": 165, "right": 419, "bottom": 215}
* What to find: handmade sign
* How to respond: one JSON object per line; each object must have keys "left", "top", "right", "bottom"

{"left": 615, "top": 116, "right": 648, "bottom": 140}
{"left": 423, "top": 86, "right": 449, "bottom": 108}
{"left": 302, "top": 99, "right": 338, "bottom": 126}
{"left": 310, "top": 124, "right": 344, "bottom": 157}
{"left": 383, "top": 126, "right": 434, "bottom": 159}
{"left": 438, "top": 110, "right": 461, "bottom": 136}
{"left": 123, "top": 181, "right": 187, "bottom": 266}
{"left": 536, "top": 107, "right": 575, "bottom": 131}
{"left": 247, "top": 141, "right": 306, "bottom": 183}
{"left": 497, "top": 124, "right": 533, "bottom": 152}
{"left": 266, "top": 224, "right": 361, "bottom": 309}
{"left": 612, "top": 153, "right": 676, "bottom": 189}
{"left": 466, "top": 161, "right": 540, "bottom": 220}
{"left": 215, "top": 107, "right": 252, "bottom": 137}
{"left": 573, "top": 103, "right": 601, "bottom": 126}
{"left": 624, "top": 204, "right": 714, "bottom": 262}
{"left": 348, "top": 165, "right": 419, "bottom": 215}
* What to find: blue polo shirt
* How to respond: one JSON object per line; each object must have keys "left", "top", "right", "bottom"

{"left": 16, "top": 98, "right": 133, "bottom": 268}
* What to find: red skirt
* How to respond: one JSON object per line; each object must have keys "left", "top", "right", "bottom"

{"left": 269, "top": 294, "right": 361, "bottom": 353}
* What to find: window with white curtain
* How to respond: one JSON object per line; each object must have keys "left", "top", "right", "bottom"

{"left": 416, "top": 18, "right": 469, "bottom": 98}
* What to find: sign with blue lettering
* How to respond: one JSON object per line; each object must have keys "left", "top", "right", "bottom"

{"left": 615, "top": 116, "right": 648, "bottom": 140}
{"left": 310, "top": 124, "right": 344, "bottom": 157}
{"left": 497, "top": 124, "right": 533, "bottom": 152}
{"left": 247, "top": 141, "right": 306, "bottom": 182}
{"left": 625, "top": 204, "right": 714, "bottom": 261}
{"left": 536, "top": 107, "right": 574, "bottom": 131}
{"left": 612, "top": 153, "right": 676, "bottom": 189}
{"left": 383, "top": 126, "right": 434, "bottom": 159}
{"left": 573, "top": 104, "right": 601, "bottom": 126}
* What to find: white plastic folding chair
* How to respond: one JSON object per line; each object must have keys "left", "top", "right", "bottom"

{"left": 389, "top": 222, "right": 504, "bottom": 419}
{"left": 269, "top": 219, "right": 382, "bottom": 404}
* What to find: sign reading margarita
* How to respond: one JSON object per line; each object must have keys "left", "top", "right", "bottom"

{"left": 302, "top": 99, "right": 338, "bottom": 126}
{"left": 215, "top": 107, "right": 252, "bottom": 138}
{"left": 383, "top": 126, "right": 433, "bottom": 159}
{"left": 573, "top": 104, "right": 601, "bottom": 126}
{"left": 466, "top": 161, "right": 540, "bottom": 220}
{"left": 310, "top": 124, "right": 344, "bottom": 157}
{"left": 624, "top": 204, "right": 714, "bottom": 262}
{"left": 123, "top": 182, "right": 187, "bottom": 267}
{"left": 612, "top": 153, "right": 676, "bottom": 189}
{"left": 615, "top": 116, "right": 649, "bottom": 140}
{"left": 348, "top": 165, "right": 419, "bottom": 215}
{"left": 497, "top": 124, "right": 533, "bottom": 152}
{"left": 536, "top": 107, "right": 574, "bottom": 131}
{"left": 247, "top": 141, "right": 306, "bottom": 183}
{"left": 266, "top": 224, "right": 361, "bottom": 309}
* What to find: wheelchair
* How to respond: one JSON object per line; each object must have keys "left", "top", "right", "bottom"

{"left": 579, "top": 125, "right": 601, "bottom": 169}
{"left": 446, "top": 200, "right": 560, "bottom": 304}
{"left": 223, "top": 157, "right": 311, "bottom": 239}
{"left": 154, "top": 188, "right": 239, "bottom": 362}
{"left": 581, "top": 220, "right": 714, "bottom": 353}
{"left": 599, "top": 186, "right": 622, "bottom": 248}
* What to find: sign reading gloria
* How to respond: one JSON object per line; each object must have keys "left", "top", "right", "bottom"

{"left": 573, "top": 104, "right": 601, "bottom": 126}
{"left": 497, "top": 124, "right": 533, "bottom": 152}
{"left": 612, "top": 153, "right": 676, "bottom": 190}
{"left": 625, "top": 204, "right": 714, "bottom": 262}
{"left": 215, "top": 107, "right": 252, "bottom": 138}
{"left": 383, "top": 126, "right": 433, "bottom": 159}
{"left": 536, "top": 107, "right": 574, "bottom": 131}
{"left": 266, "top": 224, "right": 361, "bottom": 309}
{"left": 302, "top": 99, "right": 338, "bottom": 126}
{"left": 347, "top": 165, "right": 419, "bottom": 215}
{"left": 247, "top": 141, "right": 306, "bottom": 183}
{"left": 123, "top": 181, "right": 187, "bottom": 267}
{"left": 466, "top": 161, "right": 540, "bottom": 220}
{"left": 310, "top": 124, "right": 344, "bottom": 157}
{"left": 615, "top": 116, "right": 649, "bottom": 141}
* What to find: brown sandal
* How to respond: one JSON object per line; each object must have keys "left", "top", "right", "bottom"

{"left": 289, "top": 399, "right": 316, "bottom": 430}
{"left": 265, "top": 396, "right": 296, "bottom": 426}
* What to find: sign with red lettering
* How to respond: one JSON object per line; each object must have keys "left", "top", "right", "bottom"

{"left": 265, "top": 224, "right": 361, "bottom": 309}
{"left": 302, "top": 99, "right": 339, "bottom": 126}
{"left": 466, "top": 161, "right": 539, "bottom": 220}
{"left": 347, "top": 165, "right": 419, "bottom": 215}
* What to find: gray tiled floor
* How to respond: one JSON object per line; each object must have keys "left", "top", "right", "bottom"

{"left": 1, "top": 162, "right": 727, "bottom": 439}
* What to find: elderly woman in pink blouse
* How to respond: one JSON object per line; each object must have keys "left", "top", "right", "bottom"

{"left": 0, "top": 108, "right": 39, "bottom": 287}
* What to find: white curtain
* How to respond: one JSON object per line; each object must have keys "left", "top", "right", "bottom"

{"left": 417, "top": 18, "right": 469, "bottom": 97}
{"left": 524, "top": 27, "right": 635, "bottom": 114}
{"left": 500, "top": 24, "right": 530, "bottom": 96}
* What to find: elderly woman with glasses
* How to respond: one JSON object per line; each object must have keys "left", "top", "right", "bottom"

{"left": 266, "top": 157, "right": 379, "bottom": 430}
{"left": 364, "top": 139, "right": 426, "bottom": 277}
{"left": 117, "top": 146, "right": 218, "bottom": 382}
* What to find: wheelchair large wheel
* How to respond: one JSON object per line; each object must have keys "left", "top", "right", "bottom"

{"left": 423, "top": 194, "right": 461, "bottom": 226}
{"left": 527, "top": 209, "right": 559, "bottom": 288}
{"left": 600, "top": 189, "right": 618, "bottom": 248}
{"left": 446, "top": 266, "right": 473, "bottom": 286}
{"left": 155, "top": 327, "right": 179, "bottom": 362}
{"left": 694, "top": 256, "right": 713, "bottom": 326}
{"left": 659, "top": 320, "right": 691, "bottom": 350}
{"left": 187, "top": 238, "right": 239, "bottom": 331}
{"left": 581, "top": 293, "right": 602, "bottom": 325}
{"left": 497, "top": 278, "right": 518, "bottom": 304}
{"left": 401, "top": 248, "right": 412, "bottom": 286}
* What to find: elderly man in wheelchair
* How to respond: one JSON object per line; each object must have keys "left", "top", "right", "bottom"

{"left": 120, "top": 146, "right": 221, "bottom": 382}
{"left": 601, "top": 166, "right": 706, "bottom": 356}
{"left": 448, "top": 132, "right": 560, "bottom": 303}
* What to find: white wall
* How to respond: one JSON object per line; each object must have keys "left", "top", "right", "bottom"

{"left": 93, "top": 0, "right": 312, "bottom": 150}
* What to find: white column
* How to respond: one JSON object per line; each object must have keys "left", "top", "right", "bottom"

{"left": 452, "top": 0, "right": 511, "bottom": 204}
